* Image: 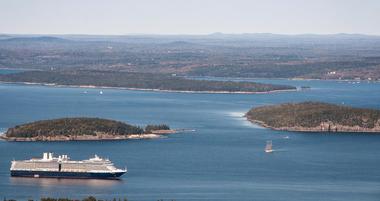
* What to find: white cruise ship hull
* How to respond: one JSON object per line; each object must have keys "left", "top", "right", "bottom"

{"left": 11, "top": 170, "right": 126, "bottom": 179}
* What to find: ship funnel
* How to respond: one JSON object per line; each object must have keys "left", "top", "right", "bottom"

{"left": 43, "top": 152, "right": 54, "bottom": 160}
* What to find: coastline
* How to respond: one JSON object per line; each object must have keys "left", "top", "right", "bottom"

{"left": 185, "top": 75, "right": 380, "bottom": 83}
{"left": 1, "top": 69, "right": 379, "bottom": 83}
{"left": 0, "top": 129, "right": 177, "bottom": 142}
{"left": 0, "top": 67, "right": 40, "bottom": 71}
{"left": 246, "top": 118, "right": 380, "bottom": 133}
{"left": 292, "top": 77, "right": 380, "bottom": 82}
{"left": 0, "top": 81, "right": 297, "bottom": 94}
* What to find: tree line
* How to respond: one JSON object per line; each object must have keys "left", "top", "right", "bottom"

{"left": 5, "top": 117, "right": 170, "bottom": 138}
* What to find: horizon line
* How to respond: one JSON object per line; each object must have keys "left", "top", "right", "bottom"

{"left": 1, "top": 32, "right": 380, "bottom": 37}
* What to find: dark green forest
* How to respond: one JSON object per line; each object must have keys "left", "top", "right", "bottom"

{"left": 5, "top": 117, "right": 170, "bottom": 138}
{"left": 246, "top": 101, "right": 380, "bottom": 129}
{"left": 145, "top": 124, "right": 171, "bottom": 133}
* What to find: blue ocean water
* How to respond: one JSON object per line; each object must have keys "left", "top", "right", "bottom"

{"left": 0, "top": 69, "right": 26, "bottom": 74}
{"left": 0, "top": 76, "right": 380, "bottom": 201}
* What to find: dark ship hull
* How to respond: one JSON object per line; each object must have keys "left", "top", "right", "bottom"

{"left": 11, "top": 170, "right": 125, "bottom": 179}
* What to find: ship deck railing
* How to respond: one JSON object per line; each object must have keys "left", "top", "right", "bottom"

{"left": 11, "top": 168, "right": 117, "bottom": 173}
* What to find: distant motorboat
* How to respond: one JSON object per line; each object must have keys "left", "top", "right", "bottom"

{"left": 99, "top": 91, "right": 103, "bottom": 95}
{"left": 265, "top": 140, "right": 273, "bottom": 153}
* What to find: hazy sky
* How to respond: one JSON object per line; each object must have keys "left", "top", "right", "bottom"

{"left": 1, "top": 0, "right": 379, "bottom": 35}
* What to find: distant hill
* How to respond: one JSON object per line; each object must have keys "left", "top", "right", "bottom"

{"left": 164, "top": 41, "right": 195, "bottom": 46}
{"left": 160, "top": 41, "right": 202, "bottom": 48}
{"left": 1, "top": 36, "right": 69, "bottom": 43}
{"left": 0, "top": 34, "right": 12, "bottom": 39}
{"left": 246, "top": 102, "right": 380, "bottom": 133}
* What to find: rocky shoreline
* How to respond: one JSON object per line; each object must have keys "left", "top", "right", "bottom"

{"left": 247, "top": 118, "right": 380, "bottom": 133}
{"left": 0, "top": 130, "right": 177, "bottom": 142}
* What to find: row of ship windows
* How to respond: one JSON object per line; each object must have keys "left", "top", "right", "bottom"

{"left": 13, "top": 162, "right": 111, "bottom": 171}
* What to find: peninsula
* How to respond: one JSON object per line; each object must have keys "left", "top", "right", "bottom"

{"left": 0, "top": 70, "right": 296, "bottom": 93}
{"left": 1, "top": 117, "right": 174, "bottom": 141}
{"left": 246, "top": 101, "right": 380, "bottom": 133}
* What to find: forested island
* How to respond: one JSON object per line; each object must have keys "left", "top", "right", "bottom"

{"left": 246, "top": 101, "right": 380, "bottom": 133}
{"left": 0, "top": 70, "right": 295, "bottom": 93}
{"left": 0, "top": 117, "right": 174, "bottom": 141}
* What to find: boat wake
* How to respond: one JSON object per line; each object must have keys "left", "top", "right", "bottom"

{"left": 270, "top": 149, "right": 287, "bottom": 152}
{"left": 227, "top": 111, "right": 265, "bottom": 129}
{"left": 228, "top": 111, "right": 245, "bottom": 118}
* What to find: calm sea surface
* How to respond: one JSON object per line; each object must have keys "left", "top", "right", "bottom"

{"left": 0, "top": 71, "right": 380, "bottom": 200}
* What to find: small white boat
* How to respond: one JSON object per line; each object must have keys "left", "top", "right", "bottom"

{"left": 99, "top": 91, "right": 103, "bottom": 95}
{"left": 265, "top": 140, "right": 273, "bottom": 153}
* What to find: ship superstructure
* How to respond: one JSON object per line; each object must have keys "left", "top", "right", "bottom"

{"left": 10, "top": 152, "right": 126, "bottom": 179}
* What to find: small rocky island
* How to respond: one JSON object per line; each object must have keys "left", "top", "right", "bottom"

{"left": 246, "top": 101, "right": 380, "bottom": 133}
{"left": 0, "top": 117, "right": 174, "bottom": 141}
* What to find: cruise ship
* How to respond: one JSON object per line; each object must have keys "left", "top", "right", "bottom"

{"left": 10, "top": 153, "right": 127, "bottom": 179}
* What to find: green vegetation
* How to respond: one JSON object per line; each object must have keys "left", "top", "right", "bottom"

{"left": 0, "top": 70, "right": 295, "bottom": 92}
{"left": 246, "top": 101, "right": 380, "bottom": 132}
{"left": 145, "top": 124, "right": 170, "bottom": 133}
{"left": 4, "top": 117, "right": 170, "bottom": 138}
